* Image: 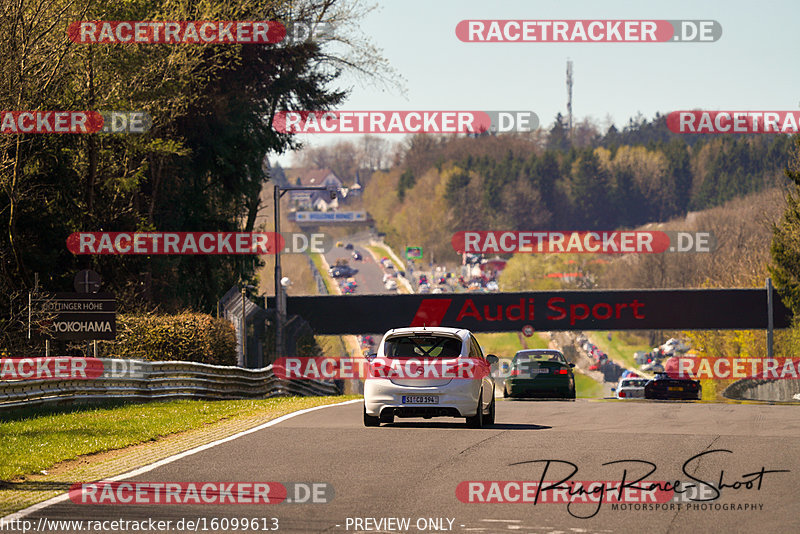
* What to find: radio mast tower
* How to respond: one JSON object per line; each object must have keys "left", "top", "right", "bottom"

{"left": 566, "top": 59, "right": 573, "bottom": 138}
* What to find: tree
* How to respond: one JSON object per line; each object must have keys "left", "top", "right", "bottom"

{"left": 443, "top": 167, "right": 487, "bottom": 232}
{"left": 397, "top": 169, "right": 415, "bottom": 201}
{"left": 603, "top": 124, "right": 620, "bottom": 148}
{"left": 497, "top": 179, "right": 551, "bottom": 230}
{"left": 663, "top": 139, "right": 693, "bottom": 217}
{"left": 567, "top": 150, "right": 609, "bottom": 230}
{"left": 571, "top": 117, "right": 601, "bottom": 148}
{"left": 0, "top": 0, "right": 397, "bottom": 322}
{"left": 359, "top": 135, "right": 392, "bottom": 170}
{"left": 547, "top": 113, "right": 572, "bottom": 152}
{"left": 770, "top": 136, "right": 800, "bottom": 314}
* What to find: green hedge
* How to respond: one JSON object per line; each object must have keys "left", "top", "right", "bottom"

{"left": 104, "top": 313, "right": 237, "bottom": 365}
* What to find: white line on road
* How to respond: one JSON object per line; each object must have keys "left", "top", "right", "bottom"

{"left": 1, "top": 399, "right": 362, "bottom": 522}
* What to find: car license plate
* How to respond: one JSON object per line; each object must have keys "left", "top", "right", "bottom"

{"left": 529, "top": 368, "right": 549, "bottom": 375}
{"left": 402, "top": 395, "right": 439, "bottom": 404}
{"left": 668, "top": 386, "right": 684, "bottom": 391}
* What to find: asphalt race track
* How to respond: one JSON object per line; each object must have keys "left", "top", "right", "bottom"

{"left": 325, "top": 243, "right": 395, "bottom": 295}
{"left": 18, "top": 399, "right": 800, "bottom": 533}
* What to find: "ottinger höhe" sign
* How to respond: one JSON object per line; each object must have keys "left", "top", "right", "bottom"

{"left": 38, "top": 293, "right": 117, "bottom": 341}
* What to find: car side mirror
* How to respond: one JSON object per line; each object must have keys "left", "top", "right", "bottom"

{"left": 569, "top": 363, "right": 575, "bottom": 368}
{"left": 486, "top": 354, "right": 499, "bottom": 364}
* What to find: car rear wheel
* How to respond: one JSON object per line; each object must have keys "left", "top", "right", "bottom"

{"left": 486, "top": 394, "right": 496, "bottom": 425}
{"left": 465, "top": 391, "right": 484, "bottom": 428}
{"left": 503, "top": 384, "right": 509, "bottom": 398}
{"left": 363, "top": 404, "right": 380, "bottom": 427}
{"left": 379, "top": 411, "right": 395, "bottom": 424}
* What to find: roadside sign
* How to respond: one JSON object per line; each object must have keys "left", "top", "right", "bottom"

{"left": 37, "top": 292, "right": 116, "bottom": 340}
{"left": 74, "top": 269, "right": 101, "bottom": 293}
{"left": 522, "top": 324, "right": 535, "bottom": 337}
{"left": 295, "top": 211, "right": 366, "bottom": 222}
{"left": 406, "top": 246, "right": 423, "bottom": 260}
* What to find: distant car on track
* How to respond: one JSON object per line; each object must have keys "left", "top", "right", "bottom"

{"left": 644, "top": 373, "right": 701, "bottom": 400}
{"left": 330, "top": 265, "right": 358, "bottom": 278}
{"left": 613, "top": 378, "right": 648, "bottom": 399}
{"left": 641, "top": 361, "right": 665, "bottom": 373}
{"left": 363, "top": 327, "right": 498, "bottom": 427}
{"left": 352, "top": 251, "right": 362, "bottom": 261}
{"left": 660, "top": 338, "right": 690, "bottom": 354}
{"left": 503, "top": 349, "right": 576, "bottom": 399}
{"left": 342, "top": 279, "right": 357, "bottom": 294}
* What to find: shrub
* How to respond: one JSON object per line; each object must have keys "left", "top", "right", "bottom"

{"left": 103, "top": 313, "right": 237, "bottom": 365}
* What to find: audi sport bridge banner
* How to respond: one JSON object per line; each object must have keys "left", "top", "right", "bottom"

{"left": 268, "top": 289, "right": 792, "bottom": 335}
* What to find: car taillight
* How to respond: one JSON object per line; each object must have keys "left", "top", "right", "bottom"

{"left": 510, "top": 369, "right": 521, "bottom": 376}
{"left": 557, "top": 368, "right": 568, "bottom": 374}
{"left": 619, "top": 391, "right": 626, "bottom": 397}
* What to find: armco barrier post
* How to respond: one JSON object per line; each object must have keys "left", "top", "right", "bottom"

{"left": 242, "top": 285, "right": 247, "bottom": 364}
{"left": 274, "top": 184, "right": 284, "bottom": 360}
{"left": 767, "top": 278, "right": 774, "bottom": 359}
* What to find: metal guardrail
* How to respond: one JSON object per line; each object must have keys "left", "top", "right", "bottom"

{"left": 0, "top": 359, "right": 340, "bottom": 412}
{"left": 307, "top": 253, "right": 330, "bottom": 295}
{"left": 723, "top": 376, "right": 800, "bottom": 403}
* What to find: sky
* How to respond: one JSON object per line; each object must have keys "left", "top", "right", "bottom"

{"left": 274, "top": 0, "right": 800, "bottom": 166}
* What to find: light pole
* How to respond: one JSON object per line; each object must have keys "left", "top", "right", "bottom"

{"left": 241, "top": 283, "right": 256, "bottom": 365}
{"left": 273, "top": 183, "right": 338, "bottom": 359}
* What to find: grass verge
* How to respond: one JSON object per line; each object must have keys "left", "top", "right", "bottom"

{"left": 574, "top": 373, "right": 607, "bottom": 398}
{"left": 309, "top": 253, "right": 333, "bottom": 294}
{"left": 586, "top": 330, "right": 652, "bottom": 370}
{"left": 475, "top": 332, "right": 548, "bottom": 358}
{"left": 0, "top": 396, "right": 358, "bottom": 482}
{"left": 366, "top": 243, "right": 397, "bottom": 266}
{"left": 315, "top": 335, "right": 350, "bottom": 359}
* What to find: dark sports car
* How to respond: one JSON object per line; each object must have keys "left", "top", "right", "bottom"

{"left": 644, "top": 372, "right": 701, "bottom": 400}
{"left": 503, "top": 349, "right": 576, "bottom": 399}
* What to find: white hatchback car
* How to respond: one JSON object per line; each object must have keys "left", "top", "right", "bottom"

{"left": 363, "top": 327, "right": 497, "bottom": 427}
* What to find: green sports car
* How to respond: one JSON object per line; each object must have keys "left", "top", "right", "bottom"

{"left": 503, "top": 349, "right": 576, "bottom": 399}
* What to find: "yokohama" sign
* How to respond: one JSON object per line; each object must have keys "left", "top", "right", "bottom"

{"left": 37, "top": 293, "right": 116, "bottom": 340}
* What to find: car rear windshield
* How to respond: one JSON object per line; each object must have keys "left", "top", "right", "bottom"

{"left": 383, "top": 335, "right": 462, "bottom": 358}
{"left": 622, "top": 379, "right": 648, "bottom": 387}
{"left": 514, "top": 352, "right": 567, "bottom": 364}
